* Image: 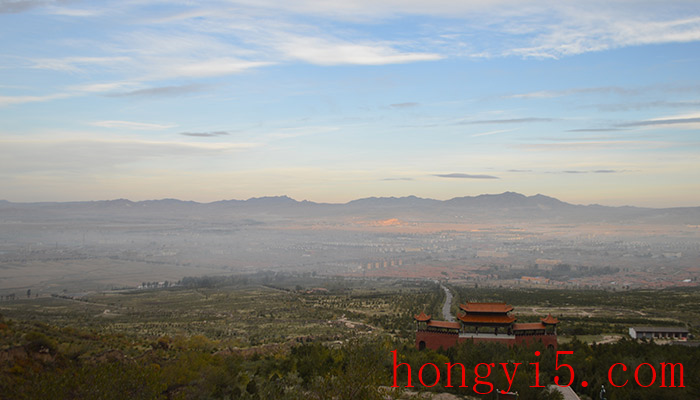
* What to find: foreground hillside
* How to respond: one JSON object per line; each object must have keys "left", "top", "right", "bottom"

{"left": 1, "top": 277, "right": 699, "bottom": 399}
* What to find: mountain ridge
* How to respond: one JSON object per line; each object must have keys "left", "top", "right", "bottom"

{"left": 0, "top": 192, "right": 676, "bottom": 209}
{"left": 1, "top": 192, "right": 698, "bottom": 225}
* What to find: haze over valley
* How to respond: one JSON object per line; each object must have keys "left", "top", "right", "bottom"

{"left": 2, "top": 192, "right": 698, "bottom": 295}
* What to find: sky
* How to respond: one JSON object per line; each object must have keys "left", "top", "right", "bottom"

{"left": 1, "top": 0, "right": 700, "bottom": 207}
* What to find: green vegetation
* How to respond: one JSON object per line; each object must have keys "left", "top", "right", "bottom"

{"left": 0, "top": 276, "right": 443, "bottom": 399}
{"left": 1, "top": 318, "right": 402, "bottom": 399}
{"left": 1, "top": 276, "right": 442, "bottom": 348}
{"left": 1, "top": 277, "right": 699, "bottom": 399}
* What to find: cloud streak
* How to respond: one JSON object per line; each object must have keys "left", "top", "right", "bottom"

{"left": 389, "top": 102, "right": 419, "bottom": 108}
{"left": 106, "top": 84, "right": 210, "bottom": 98}
{"left": 0, "top": 93, "right": 74, "bottom": 106}
{"left": 506, "top": 86, "right": 636, "bottom": 99}
{"left": 516, "top": 140, "right": 672, "bottom": 151}
{"left": 0, "top": 0, "right": 53, "bottom": 14}
{"left": 180, "top": 131, "right": 230, "bottom": 137}
{"left": 559, "top": 169, "right": 622, "bottom": 174}
{"left": 90, "top": 120, "right": 176, "bottom": 130}
{"left": 275, "top": 35, "right": 442, "bottom": 66}
{"left": 567, "top": 128, "right": 629, "bottom": 133}
{"left": 463, "top": 117, "right": 554, "bottom": 125}
{"left": 472, "top": 129, "right": 514, "bottom": 137}
{"left": 30, "top": 56, "right": 132, "bottom": 73}
{"left": 617, "top": 116, "right": 700, "bottom": 127}
{"left": 434, "top": 173, "right": 499, "bottom": 179}
{"left": 593, "top": 100, "right": 700, "bottom": 112}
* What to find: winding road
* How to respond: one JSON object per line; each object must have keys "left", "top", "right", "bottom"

{"left": 440, "top": 283, "right": 455, "bottom": 322}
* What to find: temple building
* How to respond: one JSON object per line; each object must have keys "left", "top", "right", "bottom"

{"left": 415, "top": 301, "right": 558, "bottom": 350}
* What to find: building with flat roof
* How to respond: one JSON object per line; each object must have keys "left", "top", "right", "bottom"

{"left": 629, "top": 326, "right": 689, "bottom": 340}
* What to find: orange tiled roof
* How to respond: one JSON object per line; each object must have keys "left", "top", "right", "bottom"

{"left": 459, "top": 302, "right": 513, "bottom": 313}
{"left": 513, "top": 322, "right": 546, "bottom": 331}
{"left": 427, "top": 320, "right": 461, "bottom": 329}
{"left": 414, "top": 311, "right": 431, "bottom": 321}
{"left": 541, "top": 314, "right": 559, "bottom": 324}
{"left": 458, "top": 313, "right": 516, "bottom": 324}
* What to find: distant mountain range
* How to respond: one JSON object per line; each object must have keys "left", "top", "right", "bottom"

{"left": 1, "top": 192, "right": 698, "bottom": 224}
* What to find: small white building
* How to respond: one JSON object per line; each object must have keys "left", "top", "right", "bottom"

{"left": 629, "top": 326, "right": 689, "bottom": 340}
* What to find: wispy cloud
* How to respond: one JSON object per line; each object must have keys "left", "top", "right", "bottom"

{"left": 389, "top": 102, "right": 419, "bottom": 108}
{"left": 267, "top": 126, "right": 340, "bottom": 139}
{"left": 570, "top": 112, "right": 700, "bottom": 132}
{"left": 382, "top": 177, "right": 413, "bottom": 181}
{"left": 90, "top": 120, "right": 176, "bottom": 130}
{"left": 30, "top": 56, "right": 132, "bottom": 73}
{"left": 506, "top": 86, "right": 636, "bottom": 99}
{"left": 106, "top": 84, "right": 211, "bottom": 98}
{"left": 567, "top": 128, "right": 629, "bottom": 133}
{"left": 559, "top": 169, "right": 622, "bottom": 174}
{"left": 275, "top": 35, "right": 442, "bottom": 66}
{"left": 155, "top": 59, "right": 273, "bottom": 79}
{"left": 434, "top": 173, "right": 499, "bottom": 179}
{"left": 0, "top": 0, "right": 52, "bottom": 14}
{"left": 517, "top": 140, "right": 670, "bottom": 151}
{"left": 180, "top": 131, "right": 230, "bottom": 137}
{"left": 617, "top": 116, "right": 700, "bottom": 127}
{"left": 593, "top": 100, "right": 700, "bottom": 112}
{"left": 506, "top": 12, "right": 700, "bottom": 58}
{"left": 471, "top": 129, "right": 514, "bottom": 137}
{"left": 45, "top": 6, "right": 104, "bottom": 17}
{"left": 0, "top": 93, "right": 74, "bottom": 106}
{"left": 70, "top": 82, "right": 135, "bottom": 93}
{"left": 0, "top": 81, "right": 208, "bottom": 108}
{"left": 464, "top": 117, "right": 554, "bottom": 125}
{"left": 240, "top": 1, "right": 700, "bottom": 59}
{"left": 8, "top": 1, "right": 700, "bottom": 61}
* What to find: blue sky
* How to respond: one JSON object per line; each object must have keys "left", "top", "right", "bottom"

{"left": 1, "top": 0, "right": 700, "bottom": 206}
